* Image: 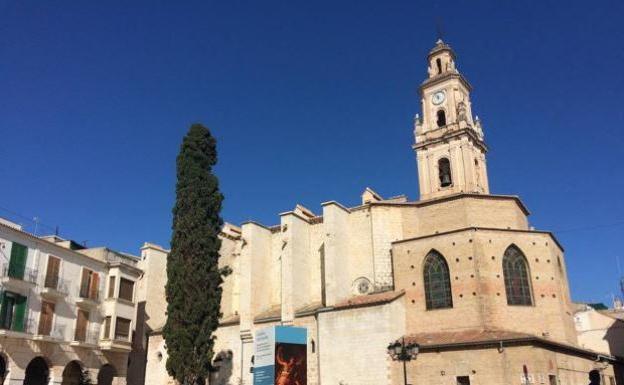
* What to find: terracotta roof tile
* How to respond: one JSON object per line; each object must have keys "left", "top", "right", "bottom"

{"left": 295, "top": 302, "right": 323, "bottom": 316}
{"left": 333, "top": 290, "right": 405, "bottom": 310}
{"left": 403, "top": 329, "right": 534, "bottom": 347}
{"left": 254, "top": 305, "right": 282, "bottom": 322}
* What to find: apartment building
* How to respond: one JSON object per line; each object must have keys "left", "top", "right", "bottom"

{"left": 0, "top": 218, "right": 141, "bottom": 385}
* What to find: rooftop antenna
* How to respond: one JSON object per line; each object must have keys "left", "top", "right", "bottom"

{"left": 617, "top": 256, "right": 623, "bottom": 296}
{"left": 33, "top": 216, "right": 40, "bottom": 236}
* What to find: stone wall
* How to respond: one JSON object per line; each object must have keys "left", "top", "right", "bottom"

{"left": 317, "top": 298, "right": 406, "bottom": 385}
{"left": 144, "top": 333, "right": 176, "bottom": 385}
{"left": 391, "top": 345, "right": 617, "bottom": 385}
{"left": 393, "top": 227, "right": 577, "bottom": 345}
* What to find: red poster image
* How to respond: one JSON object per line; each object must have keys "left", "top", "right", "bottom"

{"left": 275, "top": 343, "right": 307, "bottom": 385}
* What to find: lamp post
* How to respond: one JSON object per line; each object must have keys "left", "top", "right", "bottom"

{"left": 387, "top": 337, "right": 419, "bottom": 385}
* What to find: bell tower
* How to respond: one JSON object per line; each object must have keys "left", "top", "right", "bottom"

{"left": 413, "top": 39, "right": 489, "bottom": 201}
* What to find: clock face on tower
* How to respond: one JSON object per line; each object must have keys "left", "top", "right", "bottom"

{"left": 432, "top": 90, "right": 446, "bottom": 105}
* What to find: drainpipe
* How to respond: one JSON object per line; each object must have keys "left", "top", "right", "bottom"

{"left": 240, "top": 338, "right": 244, "bottom": 385}
{"left": 315, "top": 312, "right": 322, "bottom": 385}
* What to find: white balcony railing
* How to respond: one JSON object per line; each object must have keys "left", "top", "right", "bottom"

{"left": 0, "top": 263, "right": 38, "bottom": 285}
{"left": 50, "top": 324, "right": 66, "bottom": 340}
{"left": 43, "top": 275, "right": 70, "bottom": 296}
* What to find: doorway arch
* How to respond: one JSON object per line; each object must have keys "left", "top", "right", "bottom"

{"left": 24, "top": 357, "right": 49, "bottom": 385}
{"left": 97, "top": 364, "right": 117, "bottom": 385}
{"left": 0, "top": 354, "right": 6, "bottom": 385}
{"left": 61, "top": 360, "right": 83, "bottom": 385}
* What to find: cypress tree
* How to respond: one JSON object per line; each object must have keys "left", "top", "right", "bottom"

{"left": 164, "top": 123, "right": 228, "bottom": 385}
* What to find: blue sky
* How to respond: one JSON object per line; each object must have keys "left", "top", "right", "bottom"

{"left": 1, "top": 1, "right": 623, "bottom": 303}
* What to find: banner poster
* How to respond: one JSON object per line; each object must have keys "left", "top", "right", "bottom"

{"left": 253, "top": 326, "right": 307, "bottom": 385}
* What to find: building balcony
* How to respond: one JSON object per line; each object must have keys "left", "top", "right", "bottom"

{"left": 40, "top": 276, "right": 69, "bottom": 300}
{"left": 99, "top": 337, "right": 132, "bottom": 352}
{"left": 70, "top": 328, "right": 99, "bottom": 348}
{"left": 0, "top": 264, "right": 38, "bottom": 291}
{"left": 33, "top": 324, "right": 66, "bottom": 342}
{"left": 75, "top": 293, "right": 100, "bottom": 309}
{"left": 0, "top": 316, "right": 36, "bottom": 339}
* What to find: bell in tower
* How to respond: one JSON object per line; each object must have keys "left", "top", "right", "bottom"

{"left": 438, "top": 158, "right": 452, "bottom": 187}
{"left": 413, "top": 40, "right": 490, "bottom": 201}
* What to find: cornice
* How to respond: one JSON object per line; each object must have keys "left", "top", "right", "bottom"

{"left": 413, "top": 127, "right": 488, "bottom": 153}
{"left": 412, "top": 333, "right": 621, "bottom": 363}
{"left": 220, "top": 232, "right": 241, "bottom": 241}
{"left": 240, "top": 220, "right": 273, "bottom": 231}
{"left": 392, "top": 226, "right": 564, "bottom": 252}
{"left": 420, "top": 72, "right": 472, "bottom": 94}
{"left": 320, "top": 200, "right": 351, "bottom": 213}
{"left": 410, "top": 193, "right": 530, "bottom": 216}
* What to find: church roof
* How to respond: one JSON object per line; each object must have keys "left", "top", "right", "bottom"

{"left": 332, "top": 290, "right": 405, "bottom": 310}
{"left": 403, "top": 329, "right": 622, "bottom": 362}
{"left": 404, "top": 329, "right": 533, "bottom": 347}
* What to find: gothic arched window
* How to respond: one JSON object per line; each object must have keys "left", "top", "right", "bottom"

{"left": 438, "top": 158, "right": 452, "bottom": 187}
{"left": 503, "top": 245, "right": 533, "bottom": 306}
{"left": 436, "top": 110, "right": 446, "bottom": 127}
{"left": 423, "top": 250, "right": 453, "bottom": 310}
{"left": 436, "top": 58, "right": 442, "bottom": 74}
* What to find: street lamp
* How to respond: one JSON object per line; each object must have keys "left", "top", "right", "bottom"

{"left": 387, "top": 337, "right": 419, "bottom": 385}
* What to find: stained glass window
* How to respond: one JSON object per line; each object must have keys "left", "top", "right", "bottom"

{"left": 503, "top": 245, "right": 533, "bottom": 306}
{"left": 424, "top": 250, "right": 453, "bottom": 310}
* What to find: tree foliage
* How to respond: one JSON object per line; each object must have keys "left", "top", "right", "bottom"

{"left": 79, "top": 368, "right": 93, "bottom": 385}
{"left": 163, "top": 123, "right": 228, "bottom": 384}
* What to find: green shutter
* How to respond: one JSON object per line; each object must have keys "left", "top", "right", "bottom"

{"left": 0, "top": 292, "right": 8, "bottom": 329}
{"left": 8, "top": 243, "right": 27, "bottom": 279}
{"left": 12, "top": 294, "right": 27, "bottom": 332}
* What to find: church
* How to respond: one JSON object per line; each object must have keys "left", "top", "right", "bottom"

{"left": 142, "top": 40, "right": 622, "bottom": 385}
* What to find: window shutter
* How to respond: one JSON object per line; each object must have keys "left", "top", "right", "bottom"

{"left": 115, "top": 317, "right": 131, "bottom": 340}
{"left": 119, "top": 278, "right": 134, "bottom": 302}
{"left": 12, "top": 294, "right": 27, "bottom": 332}
{"left": 108, "top": 276, "right": 116, "bottom": 298}
{"left": 75, "top": 309, "right": 88, "bottom": 341}
{"left": 38, "top": 301, "right": 54, "bottom": 335}
{"left": 8, "top": 243, "right": 27, "bottom": 279}
{"left": 104, "top": 316, "right": 111, "bottom": 339}
{"left": 0, "top": 292, "right": 9, "bottom": 329}
{"left": 89, "top": 273, "right": 100, "bottom": 300}
{"left": 80, "top": 269, "right": 90, "bottom": 298}
{"left": 45, "top": 256, "right": 60, "bottom": 289}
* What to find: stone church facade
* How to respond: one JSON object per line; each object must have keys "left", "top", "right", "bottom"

{"left": 141, "top": 40, "right": 622, "bottom": 385}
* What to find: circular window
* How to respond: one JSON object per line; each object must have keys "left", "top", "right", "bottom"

{"left": 353, "top": 277, "right": 372, "bottom": 295}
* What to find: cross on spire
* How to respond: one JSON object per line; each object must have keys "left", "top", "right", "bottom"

{"left": 435, "top": 18, "right": 445, "bottom": 42}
